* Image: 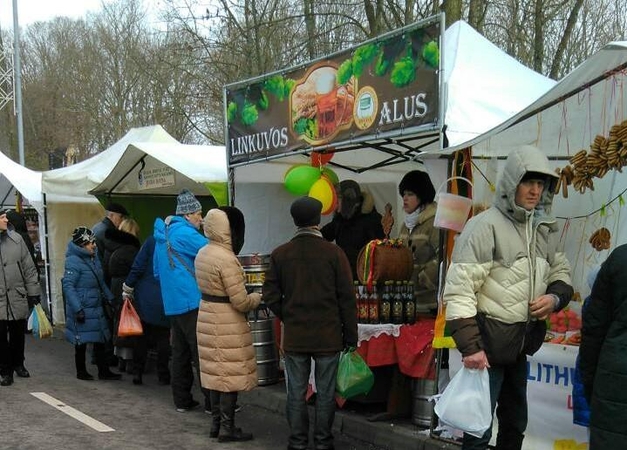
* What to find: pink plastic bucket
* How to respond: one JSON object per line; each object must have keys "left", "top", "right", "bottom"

{"left": 434, "top": 177, "right": 473, "bottom": 232}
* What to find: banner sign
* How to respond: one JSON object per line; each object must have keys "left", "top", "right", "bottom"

{"left": 225, "top": 16, "right": 442, "bottom": 166}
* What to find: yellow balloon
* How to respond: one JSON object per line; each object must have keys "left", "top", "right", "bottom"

{"left": 308, "top": 177, "right": 335, "bottom": 214}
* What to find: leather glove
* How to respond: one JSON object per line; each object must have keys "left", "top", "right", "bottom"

{"left": 27, "top": 295, "right": 41, "bottom": 307}
{"left": 76, "top": 310, "right": 86, "bottom": 324}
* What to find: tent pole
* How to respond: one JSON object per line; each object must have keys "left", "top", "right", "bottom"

{"left": 42, "top": 193, "right": 54, "bottom": 325}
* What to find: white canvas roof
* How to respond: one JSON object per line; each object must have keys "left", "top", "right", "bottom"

{"left": 89, "top": 142, "right": 227, "bottom": 198}
{"left": 42, "top": 125, "right": 179, "bottom": 202}
{"left": 438, "top": 41, "right": 627, "bottom": 298}
{"left": 0, "top": 151, "right": 43, "bottom": 214}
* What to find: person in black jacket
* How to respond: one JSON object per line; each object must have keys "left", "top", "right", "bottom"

{"left": 263, "top": 196, "right": 357, "bottom": 450}
{"left": 106, "top": 218, "right": 141, "bottom": 373}
{"left": 321, "top": 180, "right": 384, "bottom": 279}
{"left": 579, "top": 246, "right": 627, "bottom": 449}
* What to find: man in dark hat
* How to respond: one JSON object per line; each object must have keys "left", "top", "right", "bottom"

{"left": 0, "top": 208, "right": 41, "bottom": 386}
{"left": 92, "top": 202, "right": 129, "bottom": 270}
{"left": 91, "top": 202, "right": 129, "bottom": 367}
{"left": 321, "top": 180, "right": 384, "bottom": 279}
{"left": 153, "top": 189, "right": 210, "bottom": 412}
{"left": 263, "top": 196, "right": 357, "bottom": 450}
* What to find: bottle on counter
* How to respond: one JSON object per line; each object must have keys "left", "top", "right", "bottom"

{"left": 368, "top": 283, "right": 380, "bottom": 324}
{"left": 357, "top": 284, "right": 369, "bottom": 324}
{"left": 354, "top": 281, "right": 361, "bottom": 322}
{"left": 403, "top": 280, "right": 416, "bottom": 324}
{"left": 391, "top": 281, "right": 404, "bottom": 325}
{"left": 379, "top": 281, "right": 392, "bottom": 324}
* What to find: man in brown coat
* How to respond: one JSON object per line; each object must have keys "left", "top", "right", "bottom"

{"left": 263, "top": 196, "right": 358, "bottom": 450}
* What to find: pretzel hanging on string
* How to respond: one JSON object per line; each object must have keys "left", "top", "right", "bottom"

{"left": 589, "top": 227, "right": 611, "bottom": 251}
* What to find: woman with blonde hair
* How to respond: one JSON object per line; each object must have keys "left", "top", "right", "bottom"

{"left": 106, "top": 217, "right": 141, "bottom": 376}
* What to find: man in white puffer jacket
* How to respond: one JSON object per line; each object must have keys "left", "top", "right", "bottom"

{"left": 443, "top": 145, "right": 573, "bottom": 450}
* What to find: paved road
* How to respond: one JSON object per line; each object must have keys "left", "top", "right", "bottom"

{"left": 2, "top": 332, "right": 387, "bottom": 450}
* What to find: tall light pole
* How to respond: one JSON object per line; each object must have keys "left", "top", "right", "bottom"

{"left": 12, "top": 0, "right": 25, "bottom": 166}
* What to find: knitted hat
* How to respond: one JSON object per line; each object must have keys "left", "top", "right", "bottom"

{"left": 290, "top": 197, "right": 322, "bottom": 227}
{"left": 398, "top": 170, "right": 436, "bottom": 203}
{"left": 176, "top": 189, "right": 202, "bottom": 215}
{"left": 105, "top": 202, "right": 129, "bottom": 216}
{"left": 72, "top": 226, "right": 96, "bottom": 246}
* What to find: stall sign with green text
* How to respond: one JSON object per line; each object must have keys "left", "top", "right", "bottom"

{"left": 226, "top": 19, "right": 441, "bottom": 165}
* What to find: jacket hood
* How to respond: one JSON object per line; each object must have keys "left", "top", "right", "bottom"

{"left": 360, "top": 187, "right": 376, "bottom": 215}
{"left": 203, "top": 208, "right": 242, "bottom": 254}
{"left": 153, "top": 215, "right": 190, "bottom": 243}
{"left": 494, "top": 145, "right": 559, "bottom": 223}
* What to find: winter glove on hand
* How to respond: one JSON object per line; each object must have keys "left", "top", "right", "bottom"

{"left": 27, "top": 295, "right": 41, "bottom": 308}
{"left": 122, "top": 282, "right": 134, "bottom": 296}
{"left": 76, "top": 310, "right": 86, "bottom": 324}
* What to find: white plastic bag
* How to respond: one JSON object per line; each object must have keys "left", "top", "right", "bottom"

{"left": 433, "top": 367, "right": 492, "bottom": 438}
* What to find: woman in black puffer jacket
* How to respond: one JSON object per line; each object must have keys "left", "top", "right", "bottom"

{"left": 106, "top": 218, "right": 141, "bottom": 375}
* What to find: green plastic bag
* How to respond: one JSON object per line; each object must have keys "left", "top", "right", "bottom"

{"left": 335, "top": 349, "right": 374, "bottom": 399}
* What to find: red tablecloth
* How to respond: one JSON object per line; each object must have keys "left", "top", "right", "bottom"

{"left": 356, "top": 319, "right": 436, "bottom": 380}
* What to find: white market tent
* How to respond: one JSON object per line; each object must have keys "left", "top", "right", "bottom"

{"left": 41, "top": 125, "right": 228, "bottom": 324}
{"left": 0, "top": 150, "right": 43, "bottom": 214}
{"left": 436, "top": 40, "right": 627, "bottom": 297}
{"left": 233, "top": 20, "right": 557, "bottom": 255}
{"left": 427, "top": 41, "right": 627, "bottom": 450}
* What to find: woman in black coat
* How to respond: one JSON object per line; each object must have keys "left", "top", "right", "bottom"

{"left": 106, "top": 218, "right": 141, "bottom": 374}
{"left": 579, "top": 244, "right": 627, "bottom": 449}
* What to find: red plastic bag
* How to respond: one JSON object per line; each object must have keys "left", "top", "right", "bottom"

{"left": 117, "top": 298, "right": 143, "bottom": 337}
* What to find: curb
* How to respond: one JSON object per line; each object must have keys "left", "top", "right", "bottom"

{"left": 242, "top": 381, "right": 458, "bottom": 450}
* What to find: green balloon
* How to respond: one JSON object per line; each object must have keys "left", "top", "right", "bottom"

{"left": 321, "top": 167, "right": 339, "bottom": 186}
{"left": 284, "top": 165, "right": 321, "bottom": 195}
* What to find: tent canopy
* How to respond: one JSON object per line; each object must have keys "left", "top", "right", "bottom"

{"left": 42, "top": 125, "right": 179, "bottom": 203}
{"left": 88, "top": 142, "right": 228, "bottom": 204}
{"left": 434, "top": 40, "right": 627, "bottom": 299}
{"left": 0, "top": 151, "right": 43, "bottom": 214}
{"left": 441, "top": 41, "right": 627, "bottom": 157}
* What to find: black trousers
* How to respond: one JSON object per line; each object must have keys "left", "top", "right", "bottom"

{"left": 170, "top": 309, "right": 210, "bottom": 409}
{"left": 0, "top": 319, "right": 26, "bottom": 376}
{"left": 133, "top": 322, "right": 171, "bottom": 380}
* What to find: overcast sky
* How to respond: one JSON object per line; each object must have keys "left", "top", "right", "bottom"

{"left": 0, "top": 0, "right": 109, "bottom": 28}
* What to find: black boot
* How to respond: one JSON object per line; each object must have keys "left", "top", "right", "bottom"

{"left": 75, "top": 345, "right": 94, "bottom": 380}
{"left": 209, "top": 390, "right": 221, "bottom": 438}
{"left": 95, "top": 342, "right": 122, "bottom": 380}
{"left": 218, "top": 392, "right": 252, "bottom": 442}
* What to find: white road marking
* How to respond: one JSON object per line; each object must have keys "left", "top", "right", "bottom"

{"left": 30, "top": 392, "right": 115, "bottom": 432}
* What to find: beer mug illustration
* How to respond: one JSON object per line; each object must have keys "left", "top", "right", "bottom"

{"left": 315, "top": 69, "right": 348, "bottom": 138}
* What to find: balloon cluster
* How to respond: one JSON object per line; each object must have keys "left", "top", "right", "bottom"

{"left": 284, "top": 151, "right": 338, "bottom": 215}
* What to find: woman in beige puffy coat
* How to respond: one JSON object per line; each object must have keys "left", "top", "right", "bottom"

{"left": 195, "top": 206, "right": 261, "bottom": 443}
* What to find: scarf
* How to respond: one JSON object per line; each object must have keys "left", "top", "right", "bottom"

{"left": 404, "top": 204, "right": 426, "bottom": 232}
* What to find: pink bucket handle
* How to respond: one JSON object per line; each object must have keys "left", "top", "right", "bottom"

{"left": 436, "top": 176, "right": 474, "bottom": 198}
